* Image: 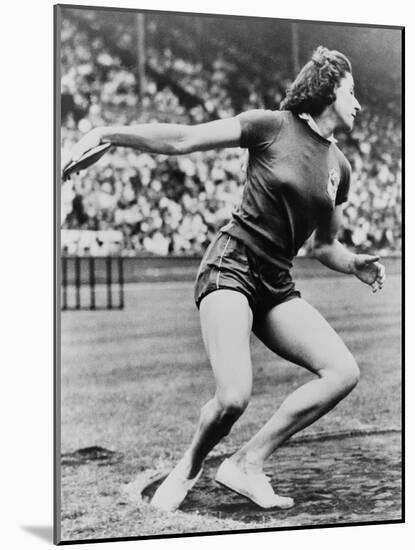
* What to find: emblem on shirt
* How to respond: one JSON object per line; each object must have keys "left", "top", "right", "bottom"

{"left": 327, "top": 169, "right": 340, "bottom": 204}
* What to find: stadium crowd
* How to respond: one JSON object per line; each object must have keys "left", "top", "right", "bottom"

{"left": 61, "top": 14, "right": 401, "bottom": 257}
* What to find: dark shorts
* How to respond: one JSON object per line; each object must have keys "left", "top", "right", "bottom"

{"left": 194, "top": 232, "right": 301, "bottom": 318}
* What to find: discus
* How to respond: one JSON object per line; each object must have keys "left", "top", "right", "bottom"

{"left": 62, "top": 142, "right": 112, "bottom": 181}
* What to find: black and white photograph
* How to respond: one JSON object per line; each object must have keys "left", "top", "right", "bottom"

{"left": 55, "top": 2, "right": 402, "bottom": 545}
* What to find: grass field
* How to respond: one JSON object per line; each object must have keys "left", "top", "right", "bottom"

{"left": 58, "top": 266, "right": 402, "bottom": 542}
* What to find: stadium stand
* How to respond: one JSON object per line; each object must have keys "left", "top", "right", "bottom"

{"left": 60, "top": 11, "right": 402, "bottom": 257}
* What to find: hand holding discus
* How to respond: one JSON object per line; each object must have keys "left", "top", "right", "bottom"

{"left": 62, "top": 129, "right": 112, "bottom": 181}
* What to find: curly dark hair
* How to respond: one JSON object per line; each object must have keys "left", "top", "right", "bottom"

{"left": 280, "top": 46, "right": 352, "bottom": 117}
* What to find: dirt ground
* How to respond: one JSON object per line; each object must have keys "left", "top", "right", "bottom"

{"left": 59, "top": 270, "right": 402, "bottom": 541}
{"left": 173, "top": 430, "right": 402, "bottom": 526}
{"left": 60, "top": 428, "right": 401, "bottom": 541}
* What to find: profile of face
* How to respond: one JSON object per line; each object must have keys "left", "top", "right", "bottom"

{"left": 331, "top": 72, "right": 361, "bottom": 131}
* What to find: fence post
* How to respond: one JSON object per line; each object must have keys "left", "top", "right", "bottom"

{"left": 118, "top": 256, "right": 124, "bottom": 310}
{"left": 106, "top": 256, "right": 113, "bottom": 310}
{"left": 75, "top": 256, "right": 81, "bottom": 310}
{"left": 89, "top": 256, "right": 96, "bottom": 310}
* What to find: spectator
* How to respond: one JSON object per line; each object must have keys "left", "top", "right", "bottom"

{"left": 61, "top": 14, "right": 401, "bottom": 257}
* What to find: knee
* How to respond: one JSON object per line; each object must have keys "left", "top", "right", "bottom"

{"left": 319, "top": 353, "right": 360, "bottom": 396}
{"left": 216, "top": 388, "right": 251, "bottom": 422}
{"left": 344, "top": 356, "right": 360, "bottom": 389}
{"left": 201, "top": 391, "right": 249, "bottom": 438}
{"left": 334, "top": 356, "right": 360, "bottom": 393}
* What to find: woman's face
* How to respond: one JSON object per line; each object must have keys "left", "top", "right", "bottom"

{"left": 332, "top": 72, "right": 361, "bottom": 131}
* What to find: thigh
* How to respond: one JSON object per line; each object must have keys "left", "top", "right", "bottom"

{"left": 199, "top": 289, "right": 253, "bottom": 396}
{"left": 254, "top": 298, "right": 355, "bottom": 376}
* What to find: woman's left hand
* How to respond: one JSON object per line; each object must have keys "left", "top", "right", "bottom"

{"left": 353, "top": 254, "right": 386, "bottom": 292}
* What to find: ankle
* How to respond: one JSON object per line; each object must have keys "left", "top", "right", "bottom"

{"left": 229, "top": 453, "right": 264, "bottom": 474}
{"left": 182, "top": 449, "right": 202, "bottom": 479}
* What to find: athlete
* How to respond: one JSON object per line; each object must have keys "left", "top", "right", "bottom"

{"left": 63, "top": 46, "right": 386, "bottom": 511}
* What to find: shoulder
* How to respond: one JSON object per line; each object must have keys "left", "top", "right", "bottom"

{"left": 237, "top": 109, "right": 287, "bottom": 148}
{"left": 237, "top": 108, "right": 286, "bottom": 126}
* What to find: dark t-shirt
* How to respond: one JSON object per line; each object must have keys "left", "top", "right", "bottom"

{"left": 222, "top": 109, "right": 351, "bottom": 269}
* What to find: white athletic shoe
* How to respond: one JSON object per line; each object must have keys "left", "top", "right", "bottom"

{"left": 215, "top": 458, "right": 294, "bottom": 509}
{"left": 150, "top": 457, "right": 202, "bottom": 512}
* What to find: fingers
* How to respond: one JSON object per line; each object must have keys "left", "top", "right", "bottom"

{"left": 371, "top": 262, "right": 386, "bottom": 293}
{"left": 371, "top": 280, "right": 381, "bottom": 293}
{"left": 61, "top": 155, "right": 71, "bottom": 180}
{"left": 61, "top": 149, "right": 77, "bottom": 181}
{"left": 62, "top": 147, "right": 85, "bottom": 181}
{"left": 62, "top": 163, "right": 73, "bottom": 182}
{"left": 377, "top": 263, "right": 386, "bottom": 286}
{"left": 61, "top": 137, "right": 90, "bottom": 180}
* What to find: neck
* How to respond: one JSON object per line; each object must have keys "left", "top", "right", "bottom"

{"left": 313, "top": 110, "right": 337, "bottom": 139}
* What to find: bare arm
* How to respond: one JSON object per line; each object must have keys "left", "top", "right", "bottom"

{"left": 313, "top": 206, "right": 356, "bottom": 274}
{"left": 101, "top": 118, "right": 241, "bottom": 154}
{"left": 313, "top": 205, "right": 386, "bottom": 292}
{"left": 63, "top": 117, "right": 242, "bottom": 169}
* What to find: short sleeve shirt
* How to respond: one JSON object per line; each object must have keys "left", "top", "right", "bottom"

{"left": 222, "top": 109, "right": 351, "bottom": 269}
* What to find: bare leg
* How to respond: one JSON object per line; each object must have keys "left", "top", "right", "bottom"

{"left": 231, "top": 298, "right": 360, "bottom": 472}
{"left": 151, "top": 290, "right": 253, "bottom": 510}
{"left": 184, "top": 290, "right": 253, "bottom": 477}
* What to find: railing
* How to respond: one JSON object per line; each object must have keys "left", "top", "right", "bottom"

{"left": 61, "top": 256, "right": 124, "bottom": 311}
{"left": 60, "top": 254, "right": 401, "bottom": 311}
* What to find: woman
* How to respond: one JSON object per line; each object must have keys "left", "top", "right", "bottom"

{"left": 63, "top": 46, "right": 386, "bottom": 511}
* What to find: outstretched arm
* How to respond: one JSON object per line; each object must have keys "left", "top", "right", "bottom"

{"left": 313, "top": 205, "right": 386, "bottom": 292}
{"left": 62, "top": 117, "right": 242, "bottom": 171}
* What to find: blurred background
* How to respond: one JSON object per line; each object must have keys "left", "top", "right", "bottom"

{"left": 59, "top": 7, "right": 402, "bottom": 259}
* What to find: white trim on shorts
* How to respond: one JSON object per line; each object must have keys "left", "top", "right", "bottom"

{"left": 216, "top": 235, "right": 232, "bottom": 289}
